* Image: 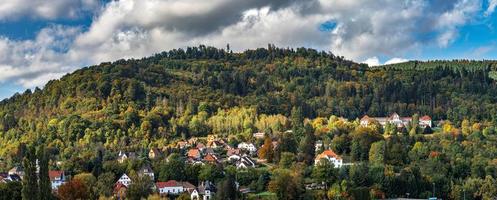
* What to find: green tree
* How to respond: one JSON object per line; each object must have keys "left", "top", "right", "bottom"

{"left": 216, "top": 175, "right": 238, "bottom": 200}
{"left": 312, "top": 159, "right": 337, "bottom": 188}
{"left": 369, "top": 141, "right": 385, "bottom": 164}
{"left": 0, "top": 182, "right": 22, "bottom": 200}
{"left": 127, "top": 172, "right": 153, "bottom": 200}
{"left": 22, "top": 145, "right": 38, "bottom": 200}
{"left": 37, "top": 145, "right": 52, "bottom": 200}
{"left": 268, "top": 169, "right": 302, "bottom": 200}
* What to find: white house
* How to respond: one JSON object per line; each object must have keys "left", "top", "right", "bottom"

{"left": 314, "top": 150, "right": 343, "bottom": 168}
{"left": 156, "top": 180, "right": 195, "bottom": 195}
{"left": 236, "top": 156, "right": 256, "bottom": 169}
{"left": 49, "top": 170, "right": 65, "bottom": 190}
{"left": 237, "top": 142, "right": 257, "bottom": 153}
{"left": 117, "top": 151, "right": 136, "bottom": 163}
{"left": 191, "top": 181, "right": 215, "bottom": 200}
{"left": 419, "top": 115, "right": 432, "bottom": 128}
{"left": 117, "top": 174, "right": 132, "bottom": 187}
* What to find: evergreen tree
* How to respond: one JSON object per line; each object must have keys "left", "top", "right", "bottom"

{"left": 215, "top": 175, "right": 238, "bottom": 200}
{"left": 22, "top": 145, "right": 39, "bottom": 200}
{"left": 37, "top": 145, "right": 52, "bottom": 200}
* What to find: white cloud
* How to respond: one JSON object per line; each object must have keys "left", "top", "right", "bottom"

{"left": 384, "top": 58, "right": 409, "bottom": 65}
{"left": 0, "top": 0, "right": 100, "bottom": 20}
{"left": 0, "top": 0, "right": 493, "bottom": 90}
{"left": 362, "top": 57, "right": 381, "bottom": 67}
{"left": 486, "top": 0, "right": 497, "bottom": 16}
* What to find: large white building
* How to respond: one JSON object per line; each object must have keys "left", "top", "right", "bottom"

{"left": 314, "top": 150, "right": 343, "bottom": 168}
{"left": 156, "top": 180, "right": 195, "bottom": 195}
{"left": 360, "top": 113, "right": 433, "bottom": 128}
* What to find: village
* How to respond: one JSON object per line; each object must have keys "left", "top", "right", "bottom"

{"left": 0, "top": 113, "right": 434, "bottom": 199}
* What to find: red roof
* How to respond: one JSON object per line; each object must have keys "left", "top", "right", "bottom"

{"left": 156, "top": 180, "right": 180, "bottom": 188}
{"left": 114, "top": 182, "right": 127, "bottom": 193}
{"left": 420, "top": 115, "right": 432, "bottom": 120}
{"left": 187, "top": 148, "right": 200, "bottom": 158}
{"left": 203, "top": 154, "right": 217, "bottom": 162}
{"left": 49, "top": 170, "right": 64, "bottom": 181}
{"left": 316, "top": 150, "right": 341, "bottom": 160}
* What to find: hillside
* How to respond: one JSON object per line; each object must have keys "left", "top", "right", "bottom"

{"left": 0, "top": 46, "right": 497, "bottom": 155}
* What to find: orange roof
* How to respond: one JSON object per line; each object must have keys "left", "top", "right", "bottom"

{"left": 114, "top": 182, "right": 127, "bottom": 191}
{"left": 49, "top": 170, "right": 64, "bottom": 181}
{"left": 420, "top": 115, "right": 432, "bottom": 120}
{"left": 361, "top": 115, "right": 370, "bottom": 121}
{"left": 316, "top": 150, "right": 341, "bottom": 160}
{"left": 187, "top": 148, "right": 200, "bottom": 158}
{"left": 203, "top": 154, "right": 217, "bottom": 162}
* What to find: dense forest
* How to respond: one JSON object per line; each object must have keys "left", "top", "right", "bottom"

{"left": 1, "top": 45, "right": 497, "bottom": 199}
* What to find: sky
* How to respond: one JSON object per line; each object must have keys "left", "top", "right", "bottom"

{"left": 1, "top": 0, "right": 497, "bottom": 100}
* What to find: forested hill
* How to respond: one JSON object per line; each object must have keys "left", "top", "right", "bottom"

{"left": 0, "top": 45, "right": 497, "bottom": 154}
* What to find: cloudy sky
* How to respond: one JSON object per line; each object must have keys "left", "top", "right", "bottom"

{"left": 1, "top": 0, "right": 497, "bottom": 99}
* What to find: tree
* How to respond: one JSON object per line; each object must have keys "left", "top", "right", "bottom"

{"left": 279, "top": 152, "right": 296, "bottom": 169}
{"left": 73, "top": 173, "right": 97, "bottom": 199}
{"left": 127, "top": 172, "right": 153, "bottom": 200}
{"left": 312, "top": 159, "right": 337, "bottom": 188}
{"left": 369, "top": 141, "right": 385, "bottom": 164}
{"left": 94, "top": 172, "right": 115, "bottom": 197}
{"left": 215, "top": 175, "right": 238, "bottom": 200}
{"left": 255, "top": 171, "right": 270, "bottom": 193}
{"left": 57, "top": 179, "right": 89, "bottom": 200}
{"left": 37, "top": 145, "right": 52, "bottom": 200}
{"left": 268, "top": 169, "right": 302, "bottom": 200}
{"left": 0, "top": 182, "right": 22, "bottom": 200}
{"left": 22, "top": 145, "right": 38, "bottom": 200}
{"left": 258, "top": 136, "right": 274, "bottom": 162}
{"left": 157, "top": 153, "right": 186, "bottom": 181}
{"left": 298, "top": 124, "right": 316, "bottom": 165}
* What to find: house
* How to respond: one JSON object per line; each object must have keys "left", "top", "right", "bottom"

{"left": 314, "top": 150, "right": 343, "bottom": 168}
{"left": 156, "top": 180, "right": 196, "bottom": 195}
{"left": 138, "top": 165, "right": 155, "bottom": 180}
{"left": 419, "top": 115, "right": 433, "bottom": 128}
{"left": 117, "top": 151, "right": 136, "bottom": 163}
{"left": 177, "top": 141, "right": 189, "bottom": 149}
{"left": 236, "top": 156, "right": 256, "bottom": 169}
{"left": 206, "top": 141, "right": 224, "bottom": 149}
{"left": 203, "top": 154, "right": 218, "bottom": 164}
{"left": 228, "top": 154, "right": 241, "bottom": 162}
{"left": 187, "top": 148, "right": 202, "bottom": 160}
{"left": 237, "top": 142, "right": 257, "bottom": 154}
{"left": 49, "top": 170, "right": 65, "bottom": 190}
{"left": 0, "top": 173, "right": 21, "bottom": 183}
{"left": 315, "top": 140, "right": 323, "bottom": 151}
{"left": 114, "top": 182, "right": 127, "bottom": 200}
{"left": 226, "top": 148, "right": 241, "bottom": 157}
{"left": 360, "top": 113, "right": 411, "bottom": 128}
{"left": 253, "top": 132, "right": 266, "bottom": 139}
{"left": 204, "top": 148, "right": 215, "bottom": 155}
{"left": 8, "top": 166, "right": 24, "bottom": 179}
{"left": 196, "top": 143, "right": 206, "bottom": 151}
{"left": 149, "top": 148, "right": 162, "bottom": 159}
{"left": 191, "top": 181, "right": 215, "bottom": 200}
{"left": 117, "top": 173, "right": 132, "bottom": 187}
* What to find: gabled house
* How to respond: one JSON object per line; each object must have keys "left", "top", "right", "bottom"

{"left": 49, "top": 170, "right": 65, "bottom": 190}
{"left": 8, "top": 166, "right": 24, "bottom": 179}
{"left": 206, "top": 141, "right": 224, "bottom": 149}
{"left": 419, "top": 115, "right": 433, "bottom": 128}
{"left": 187, "top": 148, "right": 202, "bottom": 160}
{"left": 237, "top": 142, "right": 257, "bottom": 154}
{"left": 156, "top": 180, "right": 196, "bottom": 195}
{"left": 236, "top": 156, "right": 256, "bottom": 169}
{"left": 177, "top": 141, "right": 189, "bottom": 149}
{"left": 117, "top": 151, "right": 136, "bottom": 164}
{"left": 148, "top": 148, "right": 162, "bottom": 159}
{"left": 191, "top": 181, "right": 215, "bottom": 200}
{"left": 226, "top": 148, "right": 241, "bottom": 157}
{"left": 203, "top": 154, "right": 218, "bottom": 164}
{"left": 138, "top": 165, "right": 155, "bottom": 180}
{"left": 114, "top": 182, "right": 127, "bottom": 200}
{"left": 117, "top": 173, "right": 132, "bottom": 187}
{"left": 196, "top": 143, "right": 206, "bottom": 151}
{"left": 314, "top": 150, "right": 343, "bottom": 168}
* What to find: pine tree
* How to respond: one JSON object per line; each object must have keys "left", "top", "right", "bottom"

{"left": 22, "top": 145, "right": 39, "bottom": 200}
{"left": 38, "top": 145, "right": 52, "bottom": 200}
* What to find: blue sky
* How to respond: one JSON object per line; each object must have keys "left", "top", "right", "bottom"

{"left": 1, "top": 0, "right": 497, "bottom": 100}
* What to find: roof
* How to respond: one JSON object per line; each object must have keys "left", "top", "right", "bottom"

{"left": 49, "top": 170, "right": 64, "bottom": 181}
{"left": 360, "top": 115, "right": 370, "bottom": 121}
{"left": 114, "top": 182, "right": 127, "bottom": 193}
{"left": 227, "top": 148, "right": 240, "bottom": 156}
{"left": 420, "top": 115, "right": 432, "bottom": 120}
{"left": 316, "top": 150, "right": 341, "bottom": 160}
{"left": 203, "top": 154, "right": 218, "bottom": 162}
{"left": 187, "top": 148, "right": 201, "bottom": 158}
{"left": 156, "top": 180, "right": 180, "bottom": 188}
